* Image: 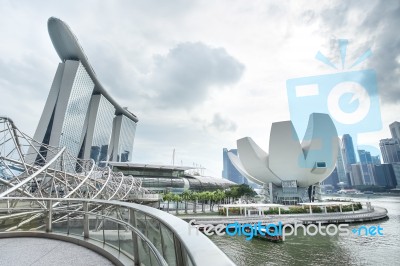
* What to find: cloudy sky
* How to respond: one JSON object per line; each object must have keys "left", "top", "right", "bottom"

{"left": 0, "top": 0, "right": 399, "bottom": 177}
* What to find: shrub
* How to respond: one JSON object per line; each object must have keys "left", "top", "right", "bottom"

{"left": 264, "top": 207, "right": 279, "bottom": 215}
{"left": 326, "top": 206, "right": 339, "bottom": 213}
{"left": 288, "top": 206, "right": 308, "bottom": 214}
{"left": 311, "top": 206, "right": 322, "bottom": 213}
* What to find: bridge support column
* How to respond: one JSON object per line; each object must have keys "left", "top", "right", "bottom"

{"left": 83, "top": 202, "right": 89, "bottom": 239}
{"left": 46, "top": 200, "right": 53, "bottom": 232}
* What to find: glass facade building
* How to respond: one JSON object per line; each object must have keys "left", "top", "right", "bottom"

{"left": 358, "top": 149, "right": 375, "bottom": 185}
{"left": 374, "top": 164, "right": 397, "bottom": 188}
{"left": 29, "top": 17, "right": 138, "bottom": 172}
{"left": 342, "top": 134, "right": 357, "bottom": 169}
{"left": 83, "top": 95, "right": 115, "bottom": 166}
{"left": 109, "top": 115, "right": 137, "bottom": 162}
{"left": 59, "top": 62, "right": 94, "bottom": 158}
{"left": 380, "top": 138, "right": 400, "bottom": 163}
{"left": 389, "top": 121, "right": 400, "bottom": 140}
{"left": 336, "top": 149, "right": 348, "bottom": 184}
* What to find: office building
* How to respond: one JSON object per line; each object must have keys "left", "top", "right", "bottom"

{"left": 342, "top": 134, "right": 357, "bottom": 171}
{"left": 372, "top": 155, "right": 381, "bottom": 165}
{"left": 350, "top": 163, "right": 364, "bottom": 186}
{"left": 322, "top": 168, "right": 339, "bottom": 188}
{"left": 389, "top": 121, "right": 400, "bottom": 140}
{"left": 374, "top": 164, "right": 397, "bottom": 188}
{"left": 336, "top": 149, "right": 348, "bottom": 184}
{"left": 358, "top": 150, "right": 375, "bottom": 185}
{"left": 392, "top": 163, "right": 400, "bottom": 189}
{"left": 379, "top": 138, "right": 400, "bottom": 163}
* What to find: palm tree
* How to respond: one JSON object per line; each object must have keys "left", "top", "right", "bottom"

{"left": 208, "top": 191, "right": 215, "bottom": 211}
{"left": 181, "top": 190, "right": 190, "bottom": 214}
{"left": 162, "top": 192, "right": 173, "bottom": 213}
{"left": 214, "top": 190, "right": 225, "bottom": 211}
{"left": 190, "top": 191, "right": 198, "bottom": 213}
{"left": 199, "top": 192, "right": 208, "bottom": 213}
{"left": 225, "top": 190, "right": 232, "bottom": 204}
{"left": 172, "top": 194, "right": 181, "bottom": 215}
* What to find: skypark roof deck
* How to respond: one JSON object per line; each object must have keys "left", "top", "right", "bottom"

{"left": 48, "top": 17, "right": 138, "bottom": 122}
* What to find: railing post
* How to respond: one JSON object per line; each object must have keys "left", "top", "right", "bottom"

{"left": 129, "top": 209, "right": 140, "bottom": 266}
{"left": 83, "top": 202, "right": 89, "bottom": 239}
{"left": 46, "top": 200, "right": 53, "bottom": 232}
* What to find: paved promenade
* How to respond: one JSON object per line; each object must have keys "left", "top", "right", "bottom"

{"left": 0, "top": 238, "right": 114, "bottom": 266}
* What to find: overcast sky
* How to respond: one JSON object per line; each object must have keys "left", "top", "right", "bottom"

{"left": 0, "top": 0, "right": 399, "bottom": 178}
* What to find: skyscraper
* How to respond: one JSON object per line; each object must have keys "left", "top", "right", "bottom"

{"left": 391, "top": 163, "right": 400, "bottom": 189}
{"left": 374, "top": 164, "right": 397, "bottom": 188}
{"left": 336, "top": 148, "right": 348, "bottom": 184}
{"left": 222, "top": 148, "right": 248, "bottom": 184}
{"left": 322, "top": 168, "right": 339, "bottom": 188}
{"left": 372, "top": 155, "right": 381, "bottom": 165}
{"left": 358, "top": 149, "right": 375, "bottom": 185}
{"left": 379, "top": 138, "right": 400, "bottom": 163}
{"left": 29, "top": 18, "right": 138, "bottom": 168}
{"left": 341, "top": 134, "right": 357, "bottom": 186}
{"left": 389, "top": 121, "right": 400, "bottom": 140}
{"left": 350, "top": 163, "right": 364, "bottom": 186}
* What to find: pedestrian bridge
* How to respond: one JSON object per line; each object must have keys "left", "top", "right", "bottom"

{"left": 0, "top": 117, "right": 233, "bottom": 265}
{"left": 0, "top": 197, "right": 234, "bottom": 265}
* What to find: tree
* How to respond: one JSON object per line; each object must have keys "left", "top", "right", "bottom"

{"left": 172, "top": 194, "right": 182, "bottom": 215}
{"left": 225, "top": 189, "right": 232, "bottom": 204}
{"left": 214, "top": 190, "right": 225, "bottom": 210}
{"left": 162, "top": 192, "right": 173, "bottom": 213}
{"left": 190, "top": 191, "right": 199, "bottom": 213}
{"left": 181, "top": 190, "right": 191, "bottom": 214}
{"left": 227, "top": 184, "right": 257, "bottom": 202}
{"left": 198, "top": 191, "right": 208, "bottom": 213}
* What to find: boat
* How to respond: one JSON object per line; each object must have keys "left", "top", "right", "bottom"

{"left": 244, "top": 227, "right": 283, "bottom": 242}
{"left": 364, "top": 191, "right": 374, "bottom": 195}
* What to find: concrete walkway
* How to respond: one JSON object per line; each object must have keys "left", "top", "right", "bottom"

{"left": 0, "top": 238, "right": 114, "bottom": 266}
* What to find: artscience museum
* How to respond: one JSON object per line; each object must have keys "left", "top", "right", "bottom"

{"left": 229, "top": 113, "right": 339, "bottom": 204}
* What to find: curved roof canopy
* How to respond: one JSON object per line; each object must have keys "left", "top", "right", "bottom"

{"left": 47, "top": 17, "right": 138, "bottom": 122}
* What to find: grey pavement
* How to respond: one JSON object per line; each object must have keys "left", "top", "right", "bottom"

{"left": 0, "top": 237, "right": 114, "bottom": 266}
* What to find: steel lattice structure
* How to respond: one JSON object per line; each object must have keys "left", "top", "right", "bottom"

{"left": 0, "top": 117, "right": 148, "bottom": 204}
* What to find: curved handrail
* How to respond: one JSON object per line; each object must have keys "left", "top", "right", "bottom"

{"left": 0, "top": 197, "right": 235, "bottom": 266}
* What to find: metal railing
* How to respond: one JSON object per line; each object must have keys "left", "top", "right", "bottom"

{"left": 0, "top": 197, "right": 234, "bottom": 266}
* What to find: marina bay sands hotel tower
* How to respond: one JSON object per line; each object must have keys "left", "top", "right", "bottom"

{"left": 31, "top": 17, "right": 138, "bottom": 167}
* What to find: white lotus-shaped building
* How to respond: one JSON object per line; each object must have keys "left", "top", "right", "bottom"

{"left": 228, "top": 113, "right": 339, "bottom": 203}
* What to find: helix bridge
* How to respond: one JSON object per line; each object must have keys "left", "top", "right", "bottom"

{"left": 0, "top": 116, "right": 149, "bottom": 232}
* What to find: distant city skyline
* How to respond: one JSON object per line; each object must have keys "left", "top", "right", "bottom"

{"left": 323, "top": 121, "right": 400, "bottom": 189}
